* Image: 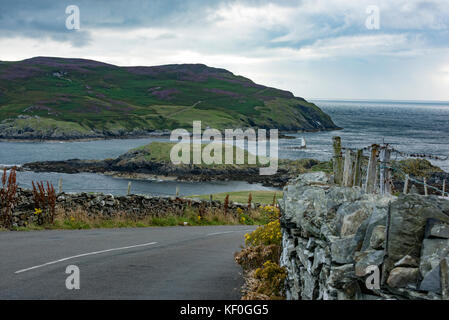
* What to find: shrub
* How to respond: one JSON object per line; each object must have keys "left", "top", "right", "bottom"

{"left": 235, "top": 244, "right": 281, "bottom": 271}
{"left": 32, "top": 181, "right": 56, "bottom": 225}
{"left": 241, "top": 261, "right": 287, "bottom": 300}
{"left": 245, "top": 220, "right": 282, "bottom": 247}
{"left": 252, "top": 261, "right": 287, "bottom": 299}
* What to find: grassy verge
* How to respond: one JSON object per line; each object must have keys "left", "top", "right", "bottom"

{"left": 9, "top": 206, "right": 271, "bottom": 231}
{"left": 188, "top": 190, "right": 283, "bottom": 205}
{"left": 234, "top": 206, "right": 286, "bottom": 300}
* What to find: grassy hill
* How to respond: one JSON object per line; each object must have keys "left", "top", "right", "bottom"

{"left": 0, "top": 57, "right": 339, "bottom": 140}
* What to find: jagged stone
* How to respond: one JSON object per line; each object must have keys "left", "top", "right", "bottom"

{"left": 387, "top": 267, "right": 419, "bottom": 288}
{"left": 327, "top": 264, "right": 355, "bottom": 289}
{"left": 419, "top": 265, "right": 441, "bottom": 294}
{"left": 425, "top": 218, "right": 449, "bottom": 239}
{"left": 300, "top": 267, "right": 316, "bottom": 300}
{"left": 354, "top": 250, "right": 385, "bottom": 277}
{"left": 370, "top": 225, "right": 386, "bottom": 250}
{"left": 361, "top": 204, "right": 389, "bottom": 251}
{"left": 330, "top": 236, "right": 357, "bottom": 264}
{"left": 384, "top": 195, "right": 449, "bottom": 279}
{"left": 336, "top": 200, "right": 373, "bottom": 236}
{"left": 311, "top": 247, "right": 328, "bottom": 276}
{"left": 420, "top": 238, "right": 449, "bottom": 277}
{"left": 394, "top": 255, "right": 419, "bottom": 268}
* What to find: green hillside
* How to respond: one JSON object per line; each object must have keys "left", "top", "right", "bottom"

{"left": 0, "top": 57, "right": 339, "bottom": 139}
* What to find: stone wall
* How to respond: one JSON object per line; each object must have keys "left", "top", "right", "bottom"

{"left": 11, "top": 188, "right": 255, "bottom": 227}
{"left": 280, "top": 172, "right": 449, "bottom": 300}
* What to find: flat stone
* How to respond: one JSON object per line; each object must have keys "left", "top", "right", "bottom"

{"left": 425, "top": 218, "right": 449, "bottom": 239}
{"left": 394, "top": 255, "right": 419, "bottom": 268}
{"left": 387, "top": 267, "right": 419, "bottom": 288}
{"left": 419, "top": 265, "right": 441, "bottom": 294}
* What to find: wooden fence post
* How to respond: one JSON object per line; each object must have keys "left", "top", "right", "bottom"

{"left": 332, "top": 136, "right": 343, "bottom": 185}
{"left": 424, "top": 178, "right": 428, "bottom": 196}
{"left": 342, "top": 149, "right": 353, "bottom": 187}
{"left": 353, "top": 149, "right": 363, "bottom": 187}
{"left": 403, "top": 174, "right": 409, "bottom": 194}
{"left": 443, "top": 179, "right": 446, "bottom": 197}
{"left": 380, "top": 147, "right": 392, "bottom": 195}
{"left": 127, "top": 181, "right": 132, "bottom": 195}
{"left": 58, "top": 178, "right": 63, "bottom": 194}
{"left": 365, "top": 144, "right": 379, "bottom": 194}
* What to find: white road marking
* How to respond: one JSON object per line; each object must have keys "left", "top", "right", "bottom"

{"left": 15, "top": 241, "right": 158, "bottom": 274}
{"left": 207, "top": 229, "right": 253, "bottom": 236}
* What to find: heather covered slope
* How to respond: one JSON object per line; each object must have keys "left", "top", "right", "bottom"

{"left": 0, "top": 57, "right": 339, "bottom": 140}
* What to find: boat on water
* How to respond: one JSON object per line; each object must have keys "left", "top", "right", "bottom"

{"left": 299, "top": 137, "right": 307, "bottom": 149}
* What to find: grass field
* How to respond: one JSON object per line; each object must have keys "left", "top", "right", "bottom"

{"left": 188, "top": 190, "right": 283, "bottom": 205}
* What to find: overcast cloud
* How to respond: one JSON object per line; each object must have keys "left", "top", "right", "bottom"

{"left": 0, "top": 0, "right": 448, "bottom": 100}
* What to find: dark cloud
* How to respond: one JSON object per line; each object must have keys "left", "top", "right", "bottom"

{"left": 0, "top": 0, "right": 230, "bottom": 46}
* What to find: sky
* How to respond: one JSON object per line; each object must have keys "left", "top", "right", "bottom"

{"left": 0, "top": 0, "right": 448, "bottom": 101}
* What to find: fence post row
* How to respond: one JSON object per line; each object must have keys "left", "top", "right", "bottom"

{"left": 332, "top": 137, "right": 447, "bottom": 197}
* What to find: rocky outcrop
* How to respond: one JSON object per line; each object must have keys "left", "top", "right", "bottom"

{"left": 22, "top": 159, "right": 294, "bottom": 188}
{"left": 280, "top": 172, "right": 449, "bottom": 300}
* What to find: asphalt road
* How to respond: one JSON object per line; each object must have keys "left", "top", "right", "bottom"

{"left": 0, "top": 225, "right": 254, "bottom": 299}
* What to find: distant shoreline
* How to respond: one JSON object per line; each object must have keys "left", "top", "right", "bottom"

{"left": 0, "top": 128, "right": 342, "bottom": 143}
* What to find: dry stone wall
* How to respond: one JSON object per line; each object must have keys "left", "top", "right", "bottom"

{"left": 11, "top": 188, "right": 254, "bottom": 227}
{"left": 280, "top": 172, "right": 449, "bottom": 300}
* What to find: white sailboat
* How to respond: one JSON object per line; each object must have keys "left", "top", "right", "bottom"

{"left": 299, "top": 137, "right": 306, "bottom": 149}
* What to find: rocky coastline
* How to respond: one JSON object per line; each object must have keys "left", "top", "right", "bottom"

{"left": 21, "top": 158, "right": 294, "bottom": 188}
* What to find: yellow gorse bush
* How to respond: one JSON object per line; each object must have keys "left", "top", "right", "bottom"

{"left": 253, "top": 260, "right": 287, "bottom": 299}
{"left": 244, "top": 220, "right": 282, "bottom": 247}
